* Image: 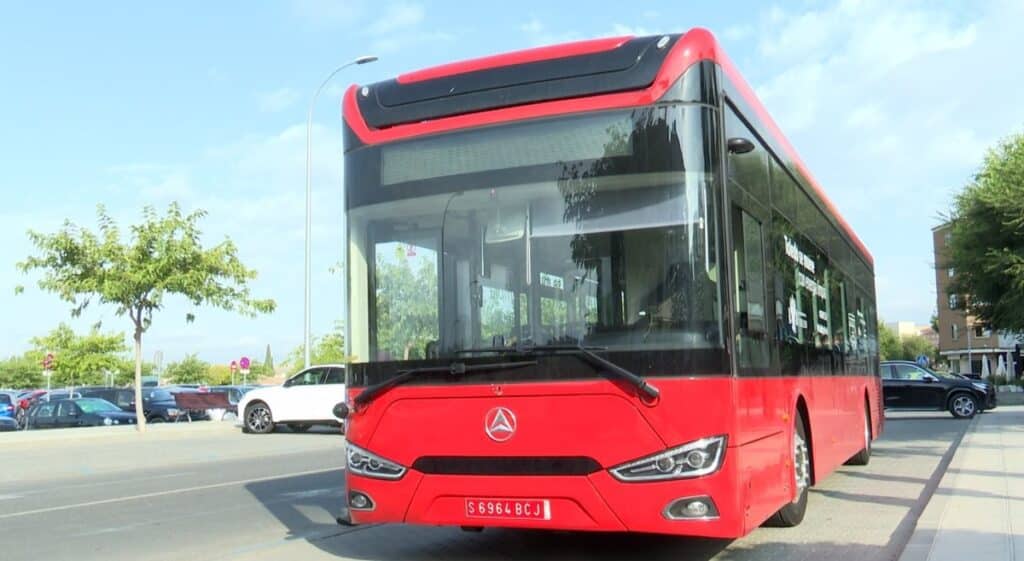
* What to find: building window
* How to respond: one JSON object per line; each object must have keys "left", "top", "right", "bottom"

{"left": 948, "top": 268, "right": 955, "bottom": 278}
{"left": 952, "top": 324, "right": 959, "bottom": 341}
{"left": 944, "top": 232, "right": 952, "bottom": 245}
{"left": 948, "top": 293, "right": 958, "bottom": 310}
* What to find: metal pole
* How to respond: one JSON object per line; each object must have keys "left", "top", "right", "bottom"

{"left": 305, "top": 55, "right": 378, "bottom": 369}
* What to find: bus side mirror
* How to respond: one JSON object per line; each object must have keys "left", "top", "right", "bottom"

{"left": 333, "top": 402, "right": 350, "bottom": 419}
{"left": 727, "top": 137, "right": 755, "bottom": 154}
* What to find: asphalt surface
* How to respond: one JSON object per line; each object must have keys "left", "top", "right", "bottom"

{"left": 0, "top": 412, "right": 971, "bottom": 561}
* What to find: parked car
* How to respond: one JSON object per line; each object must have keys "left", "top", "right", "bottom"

{"left": 237, "top": 365, "right": 345, "bottom": 434}
{"left": 881, "top": 360, "right": 995, "bottom": 418}
{"left": 24, "top": 398, "right": 137, "bottom": 429}
{"left": 0, "top": 392, "right": 18, "bottom": 418}
{"left": 77, "top": 387, "right": 136, "bottom": 411}
{"left": 139, "top": 389, "right": 189, "bottom": 422}
{"left": 0, "top": 393, "right": 17, "bottom": 430}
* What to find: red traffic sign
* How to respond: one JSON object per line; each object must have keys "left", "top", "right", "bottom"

{"left": 230, "top": 360, "right": 238, "bottom": 372}
{"left": 42, "top": 353, "right": 54, "bottom": 369}
{"left": 239, "top": 357, "right": 250, "bottom": 370}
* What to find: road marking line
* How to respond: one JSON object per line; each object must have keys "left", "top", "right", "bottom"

{"left": 28, "top": 471, "right": 197, "bottom": 493}
{"left": 0, "top": 466, "right": 343, "bottom": 520}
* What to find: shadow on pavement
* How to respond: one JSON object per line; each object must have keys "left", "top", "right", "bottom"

{"left": 241, "top": 415, "right": 974, "bottom": 561}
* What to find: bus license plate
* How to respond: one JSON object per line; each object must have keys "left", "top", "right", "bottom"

{"left": 465, "top": 498, "right": 550, "bottom": 520}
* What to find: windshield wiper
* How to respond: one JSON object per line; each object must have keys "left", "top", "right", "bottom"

{"left": 353, "top": 360, "right": 537, "bottom": 408}
{"left": 455, "top": 344, "right": 660, "bottom": 400}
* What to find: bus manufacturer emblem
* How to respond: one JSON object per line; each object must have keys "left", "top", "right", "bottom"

{"left": 484, "top": 407, "right": 517, "bottom": 442}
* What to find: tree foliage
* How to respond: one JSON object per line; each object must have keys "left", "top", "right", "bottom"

{"left": 0, "top": 355, "right": 43, "bottom": 389}
{"left": 374, "top": 245, "right": 438, "bottom": 361}
{"left": 878, "top": 322, "right": 901, "bottom": 361}
{"left": 165, "top": 354, "right": 210, "bottom": 384}
{"left": 18, "top": 203, "right": 275, "bottom": 430}
{"left": 946, "top": 132, "right": 1024, "bottom": 333}
{"left": 287, "top": 323, "right": 349, "bottom": 368}
{"left": 878, "top": 321, "right": 938, "bottom": 362}
{"left": 28, "top": 323, "right": 128, "bottom": 387}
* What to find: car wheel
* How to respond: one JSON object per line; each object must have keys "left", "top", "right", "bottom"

{"left": 245, "top": 402, "right": 275, "bottom": 434}
{"left": 288, "top": 423, "right": 311, "bottom": 433}
{"left": 846, "top": 403, "right": 872, "bottom": 466}
{"left": 948, "top": 393, "right": 978, "bottom": 419}
{"left": 764, "top": 409, "right": 810, "bottom": 527}
{"left": 149, "top": 416, "right": 165, "bottom": 423}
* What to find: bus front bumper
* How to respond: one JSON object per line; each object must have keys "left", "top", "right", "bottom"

{"left": 343, "top": 460, "right": 745, "bottom": 538}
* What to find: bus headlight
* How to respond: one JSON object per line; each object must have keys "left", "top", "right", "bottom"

{"left": 346, "top": 443, "right": 406, "bottom": 480}
{"left": 609, "top": 436, "right": 727, "bottom": 482}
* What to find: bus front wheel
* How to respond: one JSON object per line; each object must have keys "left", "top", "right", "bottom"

{"left": 764, "top": 410, "right": 810, "bottom": 527}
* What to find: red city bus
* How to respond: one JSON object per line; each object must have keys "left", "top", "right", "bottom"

{"left": 337, "top": 28, "right": 881, "bottom": 538}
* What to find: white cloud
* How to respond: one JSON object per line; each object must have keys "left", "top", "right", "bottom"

{"left": 371, "top": 30, "right": 455, "bottom": 55}
{"left": 723, "top": 24, "right": 753, "bottom": 41}
{"left": 367, "top": 2, "right": 424, "bottom": 35}
{"left": 520, "top": 18, "right": 543, "bottom": 34}
{"left": 845, "top": 103, "right": 884, "bottom": 130}
{"left": 291, "top": 0, "right": 366, "bottom": 28}
{"left": 519, "top": 18, "right": 583, "bottom": 47}
{"left": 608, "top": 23, "right": 660, "bottom": 37}
{"left": 257, "top": 88, "right": 300, "bottom": 113}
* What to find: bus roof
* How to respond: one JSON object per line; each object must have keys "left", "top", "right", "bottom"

{"left": 343, "top": 28, "right": 872, "bottom": 267}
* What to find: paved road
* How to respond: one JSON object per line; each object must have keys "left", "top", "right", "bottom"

{"left": 0, "top": 412, "right": 971, "bottom": 561}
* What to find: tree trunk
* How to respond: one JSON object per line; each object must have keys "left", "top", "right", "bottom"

{"left": 133, "top": 327, "right": 147, "bottom": 433}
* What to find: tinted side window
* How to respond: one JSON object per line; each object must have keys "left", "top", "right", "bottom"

{"left": 893, "top": 364, "right": 927, "bottom": 381}
{"left": 57, "top": 402, "right": 78, "bottom": 416}
{"left": 35, "top": 403, "right": 56, "bottom": 417}
{"left": 725, "top": 105, "right": 769, "bottom": 204}
{"left": 289, "top": 369, "right": 324, "bottom": 386}
{"left": 324, "top": 368, "right": 344, "bottom": 384}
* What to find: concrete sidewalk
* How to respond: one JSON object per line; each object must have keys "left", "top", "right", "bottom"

{"left": 900, "top": 405, "right": 1023, "bottom": 561}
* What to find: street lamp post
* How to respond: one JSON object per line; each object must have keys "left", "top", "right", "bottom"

{"left": 305, "top": 55, "right": 378, "bottom": 369}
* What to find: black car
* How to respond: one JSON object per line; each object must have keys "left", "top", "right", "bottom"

{"left": 142, "top": 388, "right": 209, "bottom": 422}
{"left": 78, "top": 387, "right": 136, "bottom": 411}
{"left": 25, "top": 398, "right": 137, "bottom": 429}
{"left": 881, "top": 361, "right": 996, "bottom": 418}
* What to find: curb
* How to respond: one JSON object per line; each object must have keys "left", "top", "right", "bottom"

{"left": 896, "top": 413, "right": 980, "bottom": 561}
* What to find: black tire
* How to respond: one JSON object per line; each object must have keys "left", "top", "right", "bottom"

{"left": 846, "top": 403, "right": 872, "bottom": 466}
{"left": 288, "top": 423, "right": 311, "bottom": 433}
{"left": 244, "top": 402, "right": 275, "bottom": 434}
{"left": 148, "top": 416, "right": 166, "bottom": 423}
{"left": 948, "top": 392, "right": 978, "bottom": 419}
{"left": 764, "top": 410, "right": 810, "bottom": 528}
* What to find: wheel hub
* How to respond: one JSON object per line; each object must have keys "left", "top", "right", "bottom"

{"left": 793, "top": 431, "right": 810, "bottom": 501}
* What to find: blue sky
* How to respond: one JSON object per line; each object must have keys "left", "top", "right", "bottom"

{"left": 2, "top": 0, "right": 1022, "bottom": 367}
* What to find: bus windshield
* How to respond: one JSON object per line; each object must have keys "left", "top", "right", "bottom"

{"left": 346, "top": 105, "right": 726, "bottom": 376}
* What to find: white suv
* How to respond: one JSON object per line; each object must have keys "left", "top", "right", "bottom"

{"left": 238, "top": 365, "right": 346, "bottom": 433}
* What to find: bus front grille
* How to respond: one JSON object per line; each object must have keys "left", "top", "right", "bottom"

{"left": 411, "top": 456, "right": 602, "bottom": 476}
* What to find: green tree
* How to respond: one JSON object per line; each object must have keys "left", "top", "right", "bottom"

{"left": 878, "top": 321, "right": 900, "bottom": 361}
{"left": 0, "top": 355, "right": 43, "bottom": 389}
{"left": 17, "top": 203, "right": 275, "bottom": 431}
{"left": 29, "top": 323, "right": 127, "bottom": 387}
{"left": 263, "top": 344, "right": 274, "bottom": 376}
{"left": 113, "top": 357, "right": 154, "bottom": 386}
{"left": 287, "top": 323, "right": 348, "bottom": 368}
{"left": 165, "top": 354, "right": 210, "bottom": 384}
{"left": 374, "top": 246, "right": 438, "bottom": 361}
{"left": 900, "top": 335, "right": 936, "bottom": 363}
{"left": 946, "top": 132, "right": 1024, "bottom": 333}
{"left": 205, "top": 364, "right": 235, "bottom": 385}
